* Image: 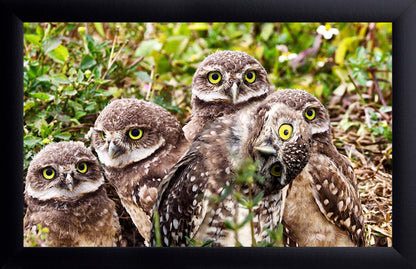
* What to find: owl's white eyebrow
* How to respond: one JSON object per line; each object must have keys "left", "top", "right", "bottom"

{"left": 201, "top": 65, "right": 223, "bottom": 72}
{"left": 242, "top": 64, "right": 261, "bottom": 72}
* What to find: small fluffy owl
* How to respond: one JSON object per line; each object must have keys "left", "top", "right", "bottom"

{"left": 24, "top": 141, "right": 120, "bottom": 247}
{"left": 183, "top": 50, "right": 274, "bottom": 141}
{"left": 89, "top": 98, "right": 189, "bottom": 243}
{"left": 271, "top": 89, "right": 365, "bottom": 247}
{"left": 151, "top": 95, "right": 312, "bottom": 246}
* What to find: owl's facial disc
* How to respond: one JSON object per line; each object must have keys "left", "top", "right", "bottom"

{"left": 96, "top": 134, "right": 166, "bottom": 169}
{"left": 253, "top": 144, "right": 288, "bottom": 191}
{"left": 26, "top": 165, "right": 104, "bottom": 201}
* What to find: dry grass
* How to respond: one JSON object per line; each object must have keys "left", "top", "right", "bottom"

{"left": 329, "top": 93, "right": 392, "bottom": 247}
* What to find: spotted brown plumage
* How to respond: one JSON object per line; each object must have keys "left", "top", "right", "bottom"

{"left": 183, "top": 50, "right": 274, "bottom": 142}
{"left": 273, "top": 89, "right": 365, "bottom": 247}
{"left": 151, "top": 93, "right": 312, "bottom": 246}
{"left": 89, "top": 98, "right": 190, "bottom": 244}
{"left": 24, "top": 141, "right": 120, "bottom": 247}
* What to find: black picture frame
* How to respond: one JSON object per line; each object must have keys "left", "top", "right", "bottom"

{"left": 1, "top": 0, "right": 414, "bottom": 268}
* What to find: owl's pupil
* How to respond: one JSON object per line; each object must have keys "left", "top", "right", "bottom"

{"left": 78, "top": 163, "right": 85, "bottom": 170}
{"left": 131, "top": 129, "right": 140, "bottom": 136}
{"left": 307, "top": 110, "right": 313, "bottom": 116}
{"left": 247, "top": 72, "right": 253, "bottom": 79}
{"left": 274, "top": 166, "right": 281, "bottom": 172}
{"left": 46, "top": 170, "right": 52, "bottom": 176}
{"left": 212, "top": 73, "right": 219, "bottom": 80}
{"left": 284, "top": 129, "right": 289, "bottom": 136}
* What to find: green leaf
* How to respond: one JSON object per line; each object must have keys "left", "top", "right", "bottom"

{"left": 42, "top": 36, "right": 62, "bottom": 53}
{"left": 93, "top": 23, "right": 106, "bottom": 37}
{"left": 134, "top": 40, "right": 162, "bottom": 57}
{"left": 335, "top": 36, "right": 361, "bottom": 66}
{"left": 260, "top": 23, "right": 274, "bottom": 41}
{"left": 237, "top": 212, "right": 254, "bottom": 229}
{"left": 188, "top": 23, "right": 210, "bottom": 31}
{"left": 54, "top": 132, "right": 72, "bottom": 140}
{"left": 200, "top": 240, "right": 214, "bottom": 247}
{"left": 224, "top": 220, "right": 236, "bottom": 231}
{"left": 47, "top": 45, "right": 69, "bottom": 64}
{"left": 86, "top": 35, "right": 96, "bottom": 53}
{"left": 25, "top": 34, "right": 41, "bottom": 45}
{"left": 30, "top": 92, "right": 54, "bottom": 102}
{"left": 185, "top": 236, "right": 196, "bottom": 246}
{"left": 24, "top": 100, "right": 36, "bottom": 112}
{"left": 135, "top": 71, "right": 153, "bottom": 83}
{"left": 24, "top": 135, "right": 42, "bottom": 148}
{"left": 252, "top": 191, "right": 264, "bottom": 207}
{"left": 51, "top": 74, "right": 71, "bottom": 85}
{"left": 164, "top": 36, "right": 189, "bottom": 56}
{"left": 80, "top": 55, "right": 97, "bottom": 70}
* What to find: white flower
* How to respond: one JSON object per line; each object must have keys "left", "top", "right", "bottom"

{"left": 366, "top": 80, "right": 373, "bottom": 87}
{"left": 317, "top": 24, "right": 339, "bottom": 39}
{"left": 317, "top": 61, "right": 325, "bottom": 68}
{"left": 279, "top": 52, "right": 298, "bottom": 63}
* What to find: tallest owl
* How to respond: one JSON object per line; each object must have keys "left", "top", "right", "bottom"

{"left": 183, "top": 50, "right": 274, "bottom": 141}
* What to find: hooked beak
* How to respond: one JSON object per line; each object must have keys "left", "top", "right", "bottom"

{"left": 109, "top": 141, "right": 124, "bottom": 159}
{"left": 254, "top": 146, "right": 277, "bottom": 155}
{"left": 65, "top": 173, "right": 74, "bottom": 191}
{"left": 230, "top": 82, "right": 238, "bottom": 104}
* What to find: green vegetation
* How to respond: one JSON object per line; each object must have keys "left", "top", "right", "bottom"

{"left": 23, "top": 23, "right": 392, "bottom": 247}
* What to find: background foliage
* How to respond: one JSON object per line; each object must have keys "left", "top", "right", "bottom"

{"left": 23, "top": 22, "right": 392, "bottom": 247}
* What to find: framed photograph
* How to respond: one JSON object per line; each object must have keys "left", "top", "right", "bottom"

{"left": 1, "top": 0, "right": 415, "bottom": 268}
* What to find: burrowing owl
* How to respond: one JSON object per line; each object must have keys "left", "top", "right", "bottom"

{"left": 183, "top": 50, "right": 274, "bottom": 142}
{"left": 89, "top": 98, "right": 189, "bottom": 243}
{"left": 151, "top": 95, "right": 312, "bottom": 246}
{"left": 23, "top": 141, "right": 120, "bottom": 247}
{"left": 272, "top": 89, "right": 365, "bottom": 246}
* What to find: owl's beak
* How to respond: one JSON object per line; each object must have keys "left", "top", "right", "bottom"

{"left": 65, "top": 173, "right": 74, "bottom": 191}
{"left": 231, "top": 82, "right": 239, "bottom": 104}
{"left": 254, "top": 146, "right": 277, "bottom": 155}
{"left": 109, "top": 141, "right": 124, "bottom": 159}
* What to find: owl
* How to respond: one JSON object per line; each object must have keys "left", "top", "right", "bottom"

{"left": 23, "top": 141, "right": 120, "bottom": 247}
{"left": 183, "top": 50, "right": 274, "bottom": 142}
{"left": 271, "top": 89, "right": 365, "bottom": 247}
{"left": 150, "top": 95, "right": 312, "bottom": 247}
{"left": 89, "top": 98, "right": 189, "bottom": 243}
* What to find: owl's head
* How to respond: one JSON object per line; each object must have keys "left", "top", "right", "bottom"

{"left": 240, "top": 102, "right": 312, "bottom": 194}
{"left": 25, "top": 141, "right": 104, "bottom": 201}
{"left": 192, "top": 50, "right": 272, "bottom": 106}
{"left": 90, "top": 98, "right": 183, "bottom": 169}
{"left": 270, "top": 89, "right": 332, "bottom": 139}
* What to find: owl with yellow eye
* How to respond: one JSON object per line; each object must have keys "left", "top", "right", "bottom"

{"left": 183, "top": 50, "right": 274, "bottom": 142}
{"left": 24, "top": 141, "right": 120, "bottom": 247}
{"left": 89, "top": 98, "right": 189, "bottom": 244}
{"left": 151, "top": 92, "right": 312, "bottom": 246}
{"left": 271, "top": 89, "right": 365, "bottom": 247}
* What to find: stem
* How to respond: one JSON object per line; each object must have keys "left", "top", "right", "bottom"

{"left": 145, "top": 65, "right": 155, "bottom": 101}
{"left": 153, "top": 210, "right": 162, "bottom": 247}
{"left": 234, "top": 201, "right": 239, "bottom": 246}
{"left": 370, "top": 70, "right": 387, "bottom": 107}
{"left": 248, "top": 183, "right": 256, "bottom": 246}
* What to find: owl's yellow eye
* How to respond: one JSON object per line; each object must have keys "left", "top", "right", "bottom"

{"left": 128, "top": 128, "right": 143, "bottom": 140}
{"left": 42, "top": 168, "right": 55, "bottom": 180}
{"left": 278, "top": 124, "right": 293, "bottom": 140}
{"left": 270, "top": 162, "right": 283, "bottom": 177}
{"left": 76, "top": 162, "right": 88, "bottom": 174}
{"left": 207, "top": 71, "right": 222, "bottom": 84}
{"left": 304, "top": 108, "right": 316, "bottom": 120}
{"left": 100, "top": 131, "right": 106, "bottom": 141}
{"left": 244, "top": 70, "right": 256, "bottom": 83}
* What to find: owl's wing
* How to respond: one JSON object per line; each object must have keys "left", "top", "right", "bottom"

{"left": 151, "top": 148, "right": 210, "bottom": 246}
{"left": 308, "top": 155, "right": 365, "bottom": 246}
